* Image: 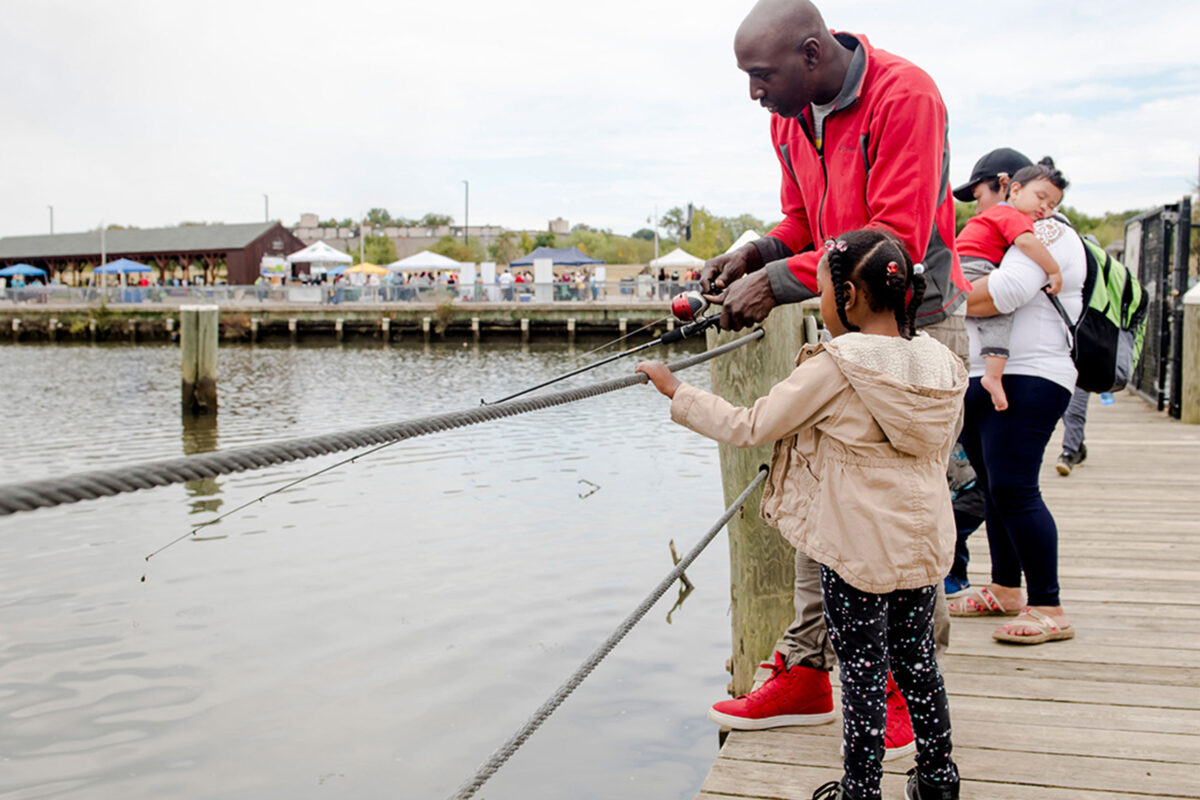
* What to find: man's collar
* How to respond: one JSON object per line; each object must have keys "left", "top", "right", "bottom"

{"left": 828, "top": 33, "right": 866, "bottom": 112}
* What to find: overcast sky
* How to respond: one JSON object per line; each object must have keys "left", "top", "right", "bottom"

{"left": 2, "top": 0, "right": 1198, "bottom": 238}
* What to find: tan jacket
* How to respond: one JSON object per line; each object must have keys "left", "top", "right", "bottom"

{"left": 671, "top": 332, "right": 967, "bottom": 594}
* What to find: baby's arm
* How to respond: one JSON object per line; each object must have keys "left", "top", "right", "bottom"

{"left": 1012, "top": 232, "right": 1063, "bottom": 295}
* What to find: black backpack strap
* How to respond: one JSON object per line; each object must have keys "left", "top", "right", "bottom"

{"left": 1044, "top": 286, "right": 1075, "bottom": 352}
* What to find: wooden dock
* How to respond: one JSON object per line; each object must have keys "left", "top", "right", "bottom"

{"left": 698, "top": 391, "right": 1200, "bottom": 799}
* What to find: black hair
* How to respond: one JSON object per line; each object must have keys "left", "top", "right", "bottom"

{"left": 824, "top": 228, "right": 925, "bottom": 338}
{"left": 1008, "top": 156, "right": 1069, "bottom": 196}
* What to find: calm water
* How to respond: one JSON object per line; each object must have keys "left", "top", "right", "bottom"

{"left": 0, "top": 337, "right": 737, "bottom": 800}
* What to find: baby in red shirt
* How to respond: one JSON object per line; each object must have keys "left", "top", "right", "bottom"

{"left": 957, "top": 157, "right": 1068, "bottom": 410}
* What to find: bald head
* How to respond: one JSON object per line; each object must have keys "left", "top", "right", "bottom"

{"left": 734, "top": 0, "right": 850, "bottom": 118}
{"left": 735, "top": 0, "right": 825, "bottom": 51}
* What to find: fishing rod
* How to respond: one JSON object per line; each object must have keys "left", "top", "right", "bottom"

{"left": 482, "top": 292, "right": 722, "bottom": 405}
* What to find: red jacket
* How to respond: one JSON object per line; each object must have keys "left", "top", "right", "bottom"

{"left": 761, "top": 33, "right": 969, "bottom": 324}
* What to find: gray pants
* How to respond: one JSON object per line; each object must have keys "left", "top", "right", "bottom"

{"left": 1062, "top": 386, "right": 1089, "bottom": 456}
{"left": 962, "top": 257, "right": 1012, "bottom": 358}
{"left": 781, "top": 313, "right": 966, "bottom": 670}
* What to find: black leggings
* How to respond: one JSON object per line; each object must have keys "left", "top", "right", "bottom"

{"left": 960, "top": 374, "right": 1071, "bottom": 606}
{"left": 820, "top": 566, "right": 957, "bottom": 800}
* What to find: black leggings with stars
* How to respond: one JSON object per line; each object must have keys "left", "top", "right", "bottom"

{"left": 820, "top": 565, "right": 958, "bottom": 800}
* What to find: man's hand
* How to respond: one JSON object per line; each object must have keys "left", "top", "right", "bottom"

{"left": 719, "top": 270, "right": 777, "bottom": 331}
{"left": 700, "top": 244, "right": 762, "bottom": 297}
{"left": 635, "top": 360, "right": 681, "bottom": 398}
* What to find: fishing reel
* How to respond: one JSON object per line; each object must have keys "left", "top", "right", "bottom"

{"left": 670, "top": 290, "right": 711, "bottom": 323}
{"left": 663, "top": 291, "right": 721, "bottom": 344}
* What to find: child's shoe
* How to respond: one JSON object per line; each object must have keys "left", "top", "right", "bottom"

{"left": 904, "top": 768, "right": 959, "bottom": 799}
{"left": 708, "top": 652, "right": 835, "bottom": 729}
{"left": 885, "top": 674, "right": 917, "bottom": 760}
{"left": 812, "top": 780, "right": 846, "bottom": 799}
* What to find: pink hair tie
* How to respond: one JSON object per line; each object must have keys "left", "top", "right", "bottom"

{"left": 823, "top": 239, "right": 848, "bottom": 253}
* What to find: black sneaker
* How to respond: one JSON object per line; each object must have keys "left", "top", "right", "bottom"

{"left": 812, "top": 780, "right": 845, "bottom": 800}
{"left": 1055, "top": 443, "right": 1087, "bottom": 477}
{"left": 904, "top": 768, "right": 959, "bottom": 800}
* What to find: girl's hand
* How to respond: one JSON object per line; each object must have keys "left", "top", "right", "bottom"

{"left": 635, "top": 360, "right": 681, "bottom": 398}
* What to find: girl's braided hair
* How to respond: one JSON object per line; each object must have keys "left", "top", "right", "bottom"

{"left": 824, "top": 228, "right": 925, "bottom": 339}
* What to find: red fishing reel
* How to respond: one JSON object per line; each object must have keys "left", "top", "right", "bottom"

{"left": 671, "top": 291, "right": 710, "bottom": 323}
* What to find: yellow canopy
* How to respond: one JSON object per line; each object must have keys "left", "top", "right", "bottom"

{"left": 346, "top": 262, "right": 388, "bottom": 275}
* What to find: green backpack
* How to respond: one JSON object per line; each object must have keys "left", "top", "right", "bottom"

{"left": 1046, "top": 236, "right": 1148, "bottom": 393}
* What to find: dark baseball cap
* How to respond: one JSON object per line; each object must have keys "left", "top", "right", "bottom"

{"left": 953, "top": 148, "right": 1033, "bottom": 202}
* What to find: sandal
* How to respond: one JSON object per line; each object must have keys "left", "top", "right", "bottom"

{"left": 993, "top": 608, "right": 1075, "bottom": 645}
{"left": 947, "top": 586, "right": 1021, "bottom": 617}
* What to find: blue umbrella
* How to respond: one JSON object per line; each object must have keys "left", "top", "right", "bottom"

{"left": 0, "top": 263, "right": 48, "bottom": 277}
{"left": 94, "top": 258, "right": 152, "bottom": 274}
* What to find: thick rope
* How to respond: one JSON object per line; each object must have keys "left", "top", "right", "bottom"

{"left": 447, "top": 466, "right": 769, "bottom": 800}
{"left": 0, "top": 329, "right": 765, "bottom": 517}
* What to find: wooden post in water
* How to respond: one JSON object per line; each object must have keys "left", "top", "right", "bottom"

{"left": 520, "top": 317, "right": 530, "bottom": 342}
{"left": 381, "top": 317, "right": 390, "bottom": 342}
{"left": 249, "top": 318, "right": 258, "bottom": 343}
{"left": 618, "top": 318, "right": 628, "bottom": 337}
{"left": 471, "top": 317, "right": 481, "bottom": 341}
{"left": 180, "top": 305, "right": 219, "bottom": 416}
{"left": 707, "top": 301, "right": 819, "bottom": 696}
{"left": 48, "top": 318, "right": 58, "bottom": 342}
{"left": 288, "top": 318, "right": 298, "bottom": 343}
{"left": 88, "top": 318, "right": 96, "bottom": 342}
{"left": 335, "top": 318, "right": 344, "bottom": 342}
{"left": 166, "top": 317, "right": 176, "bottom": 342}
{"left": 11, "top": 318, "right": 19, "bottom": 342}
{"left": 567, "top": 317, "right": 575, "bottom": 344}
{"left": 1182, "top": 284, "right": 1200, "bottom": 424}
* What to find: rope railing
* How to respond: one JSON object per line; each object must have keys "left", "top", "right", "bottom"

{"left": 447, "top": 466, "right": 769, "bottom": 800}
{"left": 0, "top": 329, "right": 765, "bottom": 517}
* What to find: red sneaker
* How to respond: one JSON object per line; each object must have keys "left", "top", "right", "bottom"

{"left": 707, "top": 652, "right": 835, "bottom": 730}
{"left": 884, "top": 673, "right": 917, "bottom": 761}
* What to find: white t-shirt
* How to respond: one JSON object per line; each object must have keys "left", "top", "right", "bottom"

{"left": 967, "top": 217, "right": 1084, "bottom": 393}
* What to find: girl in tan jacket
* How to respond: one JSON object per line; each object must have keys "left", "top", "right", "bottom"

{"left": 638, "top": 229, "right": 967, "bottom": 800}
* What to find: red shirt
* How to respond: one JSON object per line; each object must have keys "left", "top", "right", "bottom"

{"left": 956, "top": 203, "right": 1034, "bottom": 264}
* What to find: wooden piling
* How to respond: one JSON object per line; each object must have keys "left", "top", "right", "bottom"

{"left": 180, "top": 305, "right": 219, "bottom": 417}
{"left": 1182, "top": 284, "right": 1200, "bottom": 424}
{"left": 11, "top": 318, "right": 19, "bottom": 342}
{"left": 666, "top": 317, "right": 675, "bottom": 333}
{"left": 48, "top": 318, "right": 58, "bottom": 342}
{"left": 249, "top": 318, "right": 258, "bottom": 343}
{"left": 618, "top": 318, "right": 628, "bottom": 337}
{"left": 128, "top": 318, "right": 137, "bottom": 343}
{"left": 288, "top": 318, "right": 297, "bottom": 343}
{"left": 166, "top": 317, "right": 176, "bottom": 342}
{"left": 88, "top": 318, "right": 96, "bottom": 342}
{"left": 567, "top": 317, "right": 576, "bottom": 344}
{"left": 471, "top": 317, "right": 481, "bottom": 341}
{"left": 708, "top": 301, "right": 819, "bottom": 695}
{"left": 381, "top": 317, "right": 390, "bottom": 342}
{"left": 335, "top": 318, "right": 344, "bottom": 342}
{"left": 520, "top": 317, "right": 530, "bottom": 343}
{"left": 422, "top": 317, "right": 432, "bottom": 342}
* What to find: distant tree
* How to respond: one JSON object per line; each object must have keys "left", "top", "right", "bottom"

{"left": 533, "top": 231, "right": 557, "bottom": 248}
{"left": 571, "top": 223, "right": 597, "bottom": 233}
{"left": 420, "top": 213, "right": 454, "bottom": 227}
{"left": 431, "top": 235, "right": 477, "bottom": 263}
{"left": 660, "top": 207, "right": 687, "bottom": 240}
{"left": 488, "top": 231, "right": 522, "bottom": 265}
{"left": 366, "top": 208, "right": 393, "bottom": 226}
{"left": 362, "top": 235, "right": 396, "bottom": 265}
{"left": 631, "top": 228, "right": 656, "bottom": 241}
{"left": 724, "top": 213, "right": 768, "bottom": 239}
{"left": 519, "top": 231, "right": 535, "bottom": 255}
{"left": 338, "top": 218, "right": 354, "bottom": 228}
{"left": 177, "top": 221, "right": 209, "bottom": 227}
{"left": 954, "top": 201, "right": 976, "bottom": 235}
{"left": 320, "top": 218, "right": 340, "bottom": 228}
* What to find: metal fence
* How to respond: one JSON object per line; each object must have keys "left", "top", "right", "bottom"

{"left": 1125, "top": 197, "right": 1192, "bottom": 416}
{"left": 0, "top": 278, "right": 701, "bottom": 308}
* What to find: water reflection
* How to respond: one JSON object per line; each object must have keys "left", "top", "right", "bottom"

{"left": 180, "top": 415, "right": 222, "bottom": 516}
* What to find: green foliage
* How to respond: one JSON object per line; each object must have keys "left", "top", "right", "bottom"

{"left": 533, "top": 232, "right": 557, "bottom": 249}
{"left": 430, "top": 235, "right": 483, "bottom": 263}
{"left": 366, "top": 207, "right": 393, "bottom": 226}
{"left": 362, "top": 235, "right": 397, "bottom": 265}
{"left": 1060, "top": 206, "right": 1146, "bottom": 248}
{"left": 954, "top": 201, "right": 976, "bottom": 235}
{"left": 420, "top": 213, "right": 453, "bottom": 227}
{"left": 653, "top": 206, "right": 775, "bottom": 260}
{"left": 488, "top": 231, "right": 523, "bottom": 265}
{"left": 559, "top": 228, "right": 658, "bottom": 264}
{"left": 631, "top": 228, "right": 657, "bottom": 241}
{"left": 519, "top": 231, "right": 534, "bottom": 255}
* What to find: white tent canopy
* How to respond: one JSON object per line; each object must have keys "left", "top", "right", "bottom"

{"left": 387, "top": 250, "right": 464, "bottom": 271}
{"left": 285, "top": 240, "right": 353, "bottom": 264}
{"left": 725, "top": 230, "right": 761, "bottom": 254}
{"left": 649, "top": 247, "right": 706, "bottom": 269}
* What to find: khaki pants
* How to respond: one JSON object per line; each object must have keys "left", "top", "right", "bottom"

{"left": 782, "top": 312, "right": 967, "bottom": 671}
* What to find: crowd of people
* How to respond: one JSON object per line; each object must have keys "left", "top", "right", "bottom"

{"left": 636, "top": 2, "right": 1098, "bottom": 798}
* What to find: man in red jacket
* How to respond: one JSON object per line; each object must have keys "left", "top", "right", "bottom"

{"left": 700, "top": 0, "right": 969, "bottom": 777}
